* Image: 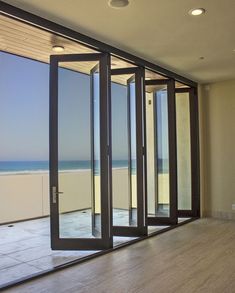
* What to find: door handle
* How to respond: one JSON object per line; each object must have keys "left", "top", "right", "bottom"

{"left": 52, "top": 186, "right": 63, "bottom": 204}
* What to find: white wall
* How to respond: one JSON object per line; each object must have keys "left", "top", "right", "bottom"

{"left": 200, "top": 79, "right": 235, "bottom": 220}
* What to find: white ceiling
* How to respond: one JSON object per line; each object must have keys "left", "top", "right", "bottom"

{"left": 2, "top": 0, "right": 235, "bottom": 83}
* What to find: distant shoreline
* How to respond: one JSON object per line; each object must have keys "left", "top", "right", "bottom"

{"left": 0, "top": 167, "right": 130, "bottom": 176}
{"left": 0, "top": 159, "right": 169, "bottom": 175}
{"left": 0, "top": 167, "right": 171, "bottom": 176}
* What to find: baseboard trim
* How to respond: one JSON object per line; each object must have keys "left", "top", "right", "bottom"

{"left": 204, "top": 210, "right": 235, "bottom": 221}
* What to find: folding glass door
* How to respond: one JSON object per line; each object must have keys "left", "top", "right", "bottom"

{"left": 175, "top": 87, "right": 200, "bottom": 218}
{"left": 49, "top": 53, "right": 197, "bottom": 250}
{"left": 145, "top": 79, "right": 178, "bottom": 225}
{"left": 49, "top": 53, "right": 112, "bottom": 250}
{"left": 111, "top": 67, "right": 147, "bottom": 236}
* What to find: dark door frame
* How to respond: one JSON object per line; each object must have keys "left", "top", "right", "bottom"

{"left": 111, "top": 67, "right": 147, "bottom": 237}
{"left": 145, "top": 79, "right": 178, "bottom": 226}
{"left": 49, "top": 52, "right": 113, "bottom": 250}
{"left": 175, "top": 87, "right": 200, "bottom": 218}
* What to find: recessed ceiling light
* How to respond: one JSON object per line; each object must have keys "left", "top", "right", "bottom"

{"left": 108, "top": 0, "right": 129, "bottom": 9}
{"left": 52, "top": 45, "right": 65, "bottom": 53}
{"left": 189, "top": 8, "right": 206, "bottom": 16}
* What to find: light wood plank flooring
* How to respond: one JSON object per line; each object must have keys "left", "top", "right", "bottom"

{"left": 4, "top": 218, "right": 235, "bottom": 293}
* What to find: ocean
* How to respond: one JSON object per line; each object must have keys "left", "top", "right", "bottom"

{"left": 0, "top": 160, "right": 129, "bottom": 174}
{"left": 0, "top": 159, "right": 168, "bottom": 174}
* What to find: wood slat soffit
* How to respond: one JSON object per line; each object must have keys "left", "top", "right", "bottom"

{"left": 0, "top": 14, "right": 187, "bottom": 88}
{"left": 0, "top": 14, "right": 137, "bottom": 85}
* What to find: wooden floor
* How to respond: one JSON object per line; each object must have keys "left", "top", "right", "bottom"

{"left": 5, "top": 218, "right": 235, "bottom": 293}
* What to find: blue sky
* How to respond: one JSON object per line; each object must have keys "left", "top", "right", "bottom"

{"left": 0, "top": 51, "right": 168, "bottom": 162}
{"left": 0, "top": 51, "right": 129, "bottom": 161}
{"left": 0, "top": 52, "right": 49, "bottom": 161}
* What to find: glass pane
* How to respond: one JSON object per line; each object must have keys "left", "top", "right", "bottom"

{"left": 146, "top": 84, "right": 170, "bottom": 218}
{"left": 156, "top": 89, "right": 170, "bottom": 217}
{"left": 57, "top": 61, "right": 101, "bottom": 238}
{"left": 92, "top": 70, "right": 101, "bottom": 234}
{"left": 111, "top": 82, "right": 129, "bottom": 226}
{"left": 176, "top": 92, "right": 192, "bottom": 210}
{"left": 111, "top": 76, "right": 137, "bottom": 227}
{"left": 146, "top": 92, "right": 157, "bottom": 215}
{"left": 129, "top": 81, "right": 137, "bottom": 225}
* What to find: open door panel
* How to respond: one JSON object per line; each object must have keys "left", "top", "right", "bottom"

{"left": 145, "top": 79, "right": 178, "bottom": 226}
{"left": 111, "top": 67, "right": 147, "bottom": 236}
{"left": 49, "top": 53, "right": 112, "bottom": 250}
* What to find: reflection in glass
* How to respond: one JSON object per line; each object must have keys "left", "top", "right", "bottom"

{"left": 146, "top": 92, "right": 156, "bottom": 215}
{"left": 156, "top": 89, "right": 170, "bottom": 217}
{"left": 111, "top": 82, "right": 129, "bottom": 226}
{"left": 111, "top": 78, "right": 137, "bottom": 227}
{"left": 146, "top": 86, "right": 170, "bottom": 217}
{"left": 176, "top": 92, "right": 192, "bottom": 210}
{"left": 92, "top": 70, "right": 101, "bottom": 235}
{"left": 129, "top": 81, "right": 137, "bottom": 225}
